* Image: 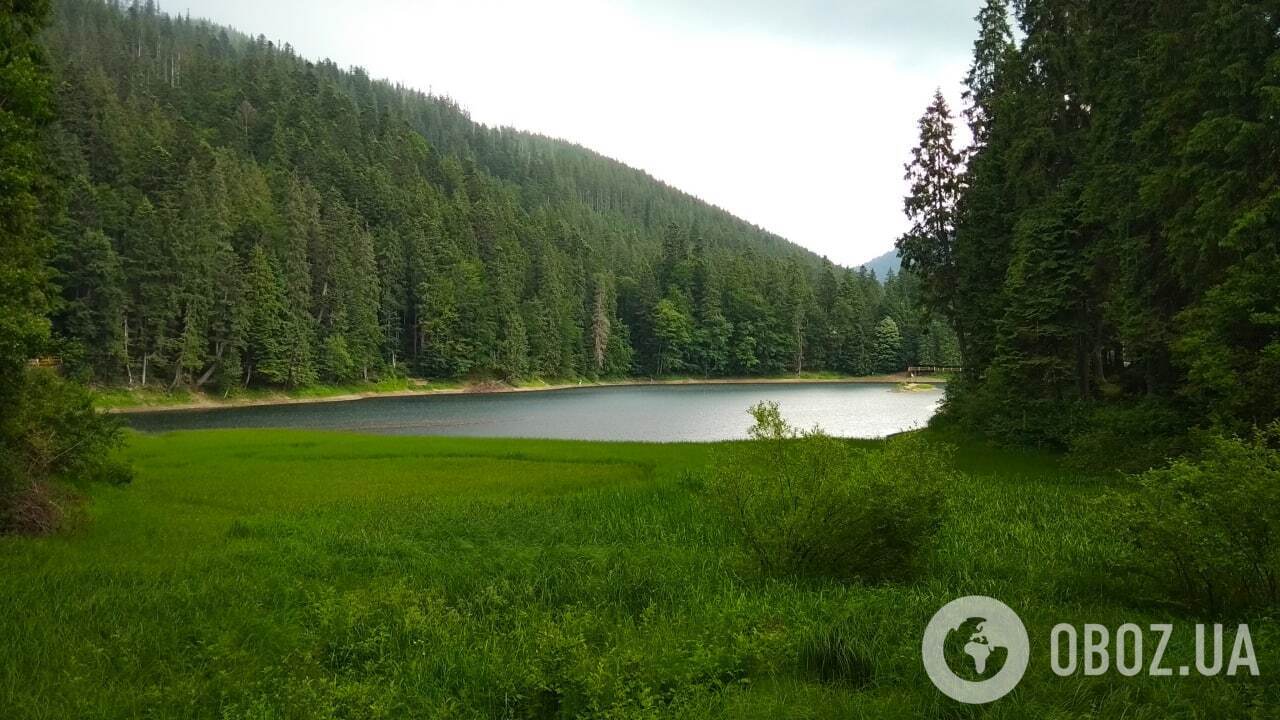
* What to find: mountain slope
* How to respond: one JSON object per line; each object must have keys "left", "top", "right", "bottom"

{"left": 858, "top": 249, "right": 900, "bottom": 281}
{"left": 41, "top": 0, "right": 949, "bottom": 386}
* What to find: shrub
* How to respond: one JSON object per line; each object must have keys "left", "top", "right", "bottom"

{"left": 936, "top": 371, "right": 1087, "bottom": 450}
{"left": 704, "top": 402, "right": 949, "bottom": 583}
{"left": 1107, "top": 425, "right": 1280, "bottom": 616}
{"left": 1067, "top": 399, "right": 1194, "bottom": 473}
{"left": 0, "top": 368, "right": 130, "bottom": 534}
{"left": 320, "top": 334, "right": 356, "bottom": 383}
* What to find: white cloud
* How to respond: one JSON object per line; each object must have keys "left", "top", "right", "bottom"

{"left": 176, "top": 0, "right": 978, "bottom": 266}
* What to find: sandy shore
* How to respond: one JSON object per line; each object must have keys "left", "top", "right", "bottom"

{"left": 104, "top": 374, "right": 946, "bottom": 414}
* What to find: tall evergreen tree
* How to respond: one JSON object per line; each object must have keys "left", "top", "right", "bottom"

{"left": 0, "top": 0, "right": 56, "bottom": 491}
{"left": 897, "top": 91, "right": 964, "bottom": 353}
{"left": 240, "top": 245, "right": 290, "bottom": 385}
{"left": 962, "top": 0, "right": 1015, "bottom": 144}
{"left": 872, "top": 317, "right": 904, "bottom": 374}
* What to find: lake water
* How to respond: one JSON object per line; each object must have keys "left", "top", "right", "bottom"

{"left": 123, "top": 383, "right": 942, "bottom": 441}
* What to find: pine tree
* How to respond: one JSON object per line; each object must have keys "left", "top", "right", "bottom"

{"left": 831, "top": 274, "right": 872, "bottom": 375}
{"left": 897, "top": 91, "right": 964, "bottom": 349}
{"left": 240, "top": 245, "right": 290, "bottom": 385}
{"left": 653, "top": 294, "right": 693, "bottom": 376}
{"left": 120, "top": 196, "right": 172, "bottom": 388}
{"left": 53, "top": 229, "right": 126, "bottom": 379}
{"left": 496, "top": 309, "right": 529, "bottom": 381}
{"left": 344, "top": 223, "right": 382, "bottom": 381}
{"left": 872, "top": 317, "right": 904, "bottom": 374}
{"left": 35, "top": 0, "right": 955, "bottom": 397}
{"left": 962, "top": 0, "right": 1014, "bottom": 144}
{"left": 0, "top": 0, "right": 56, "bottom": 491}
{"left": 277, "top": 176, "right": 319, "bottom": 386}
{"left": 589, "top": 274, "right": 612, "bottom": 376}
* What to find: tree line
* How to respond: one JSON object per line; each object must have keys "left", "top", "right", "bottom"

{"left": 900, "top": 0, "right": 1279, "bottom": 453}
{"left": 40, "top": 0, "right": 958, "bottom": 391}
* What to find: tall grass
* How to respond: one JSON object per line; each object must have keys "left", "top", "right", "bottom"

{"left": 0, "top": 430, "right": 1274, "bottom": 717}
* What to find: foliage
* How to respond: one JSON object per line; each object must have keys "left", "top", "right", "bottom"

{"left": 904, "top": 0, "right": 1280, "bottom": 448}
{"left": 0, "top": 0, "right": 130, "bottom": 535}
{"left": 704, "top": 402, "right": 947, "bottom": 582}
{"left": 0, "top": 0, "right": 56, "bottom": 523}
{"left": 871, "top": 317, "right": 904, "bottom": 374}
{"left": 1, "top": 368, "right": 129, "bottom": 534}
{"left": 1066, "top": 399, "right": 1196, "bottom": 474}
{"left": 40, "top": 0, "right": 951, "bottom": 391}
{"left": 0, "top": 0, "right": 53, "bottom": 395}
{"left": 1107, "top": 427, "right": 1280, "bottom": 616}
{"left": 897, "top": 90, "right": 963, "bottom": 331}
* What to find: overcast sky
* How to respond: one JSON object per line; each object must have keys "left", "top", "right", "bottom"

{"left": 174, "top": 0, "right": 980, "bottom": 267}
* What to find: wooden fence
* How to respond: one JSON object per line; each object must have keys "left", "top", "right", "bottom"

{"left": 906, "top": 366, "right": 961, "bottom": 376}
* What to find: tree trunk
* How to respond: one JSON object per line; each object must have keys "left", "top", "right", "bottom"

{"left": 123, "top": 317, "right": 134, "bottom": 387}
{"left": 170, "top": 352, "right": 185, "bottom": 391}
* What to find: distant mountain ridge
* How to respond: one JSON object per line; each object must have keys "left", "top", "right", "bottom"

{"left": 859, "top": 249, "right": 901, "bottom": 280}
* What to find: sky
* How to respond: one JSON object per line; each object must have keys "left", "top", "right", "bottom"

{"left": 173, "top": 0, "right": 981, "bottom": 267}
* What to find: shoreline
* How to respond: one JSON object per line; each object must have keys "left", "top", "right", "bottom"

{"left": 103, "top": 374, "right": 947, "bottom": 414}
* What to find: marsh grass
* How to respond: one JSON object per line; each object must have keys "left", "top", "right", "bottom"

{"left": 0, "top": 429, "right": 1275, "bottom": 718}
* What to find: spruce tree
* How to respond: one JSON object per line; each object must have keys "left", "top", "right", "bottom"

{"left": 653, "top": 294, "right": 693, "bottom": 376}
{"left": 240, "top": 245, "right": 290, "bottom": 385}
{"left": 897, "top": 91, "right": 963, "bottom": 348}
{"left": 53, "top": 229, "right": 126, "bottom": 380}
{"left": 0, "top": 0, "right": 55, "bottom": 493}
{"left": 589, "top": 274, "right": 612, "bottom": 376}
{"left": 962, "top": 0, "right": 1014, "bottom": 144}
{"left": 872, "top": 317, "right": 904, "bottom": 374}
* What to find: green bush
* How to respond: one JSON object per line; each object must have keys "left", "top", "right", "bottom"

{"left": 704, "top": 402, "right": 949, "bottom": 583}
{"left": 320, "top": 334, "right": 357, "bottom": 383}
{"left": 0, "top": 368, "right": 130, "bottom": 534}
{"left": 1067, "top": 399, "right": 1194, "bottom": 473}
{"left": 935, "top": 371, "right": 1088, "bottom": 450}
{"left": 1107, "top": 425, "right": 1280, "bottom": 616}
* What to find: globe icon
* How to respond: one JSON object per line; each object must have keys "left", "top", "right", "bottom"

{"left": 922, "top": 596, "right": 1030, "bottom": 704}
{"left": 942, "top": 616, "right": 1010, "bottom": 681}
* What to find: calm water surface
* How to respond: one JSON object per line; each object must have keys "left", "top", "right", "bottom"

{"left": 124, "top": 383, "right": 941, "bottom": 441}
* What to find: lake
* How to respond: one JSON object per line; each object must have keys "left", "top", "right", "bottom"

{"left": 122, "top": 383, "right": 942, "bottom": 441}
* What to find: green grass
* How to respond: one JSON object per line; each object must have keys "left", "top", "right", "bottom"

{"left": 0, "top": 430, "right": 1274, "bottom": 718}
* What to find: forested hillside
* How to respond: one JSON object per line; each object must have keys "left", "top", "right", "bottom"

{"left": 899, "top": 0, "right": 1280, "bottom": 454}
{"left": 40, "top": 0, "right": 957, "bottom": 390}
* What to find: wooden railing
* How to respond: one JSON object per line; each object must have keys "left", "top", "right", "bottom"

{"left": 906, "top": 366, "right": 961, "bottom": 375}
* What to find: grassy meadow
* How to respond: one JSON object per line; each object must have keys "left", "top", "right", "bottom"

{"left": 1, "top": 429, "right": 1275, "bottom": 718}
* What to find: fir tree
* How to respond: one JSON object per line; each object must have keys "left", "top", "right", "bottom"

{"left": 897, "top": 90, "right": 964, "bottom": 351}
{"left": 240, "top": 245, "right": 290, "bottom": 385}
{"left": 872, "top": 317, "right": 904, "bottom": 374}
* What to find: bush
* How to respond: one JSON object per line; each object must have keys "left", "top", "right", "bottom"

{"left": 704, "top": 402, "right": 949, "bottom": 583}
{"left": 935, "top": 371, "right": 1087, "bottom": 450}
{"left": 1067, "top": 399, "right": 1194, "bottom": 473}
{"left": 320, "top": 334, "right": 356, "bottom": 383}
{"left": 0, "top": 368, "right": 130, "bottom": 534}
{"left": 1107, "top": 425, "right": 1280, "bottom": 616}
